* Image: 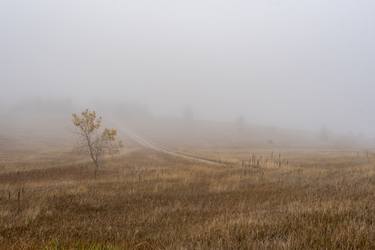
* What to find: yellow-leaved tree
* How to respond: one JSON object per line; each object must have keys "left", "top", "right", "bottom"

{"left": 72, "top": 109, "right": 122, "bottom": 178}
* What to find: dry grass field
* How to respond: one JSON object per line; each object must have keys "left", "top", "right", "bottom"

{"left": 1, "top": 146, "right": 375, "bottom": 249}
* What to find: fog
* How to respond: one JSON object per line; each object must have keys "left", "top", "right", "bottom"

{"left": 1, "top": 0, "right": 375, "bottom": 141}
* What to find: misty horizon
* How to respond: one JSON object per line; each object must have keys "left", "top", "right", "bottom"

{"left": 1, "top": 0, "right": 375, "bottom": 136}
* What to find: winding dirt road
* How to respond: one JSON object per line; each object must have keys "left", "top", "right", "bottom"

{"left": 122, "top": 128, "right": 225, "bottom": 166}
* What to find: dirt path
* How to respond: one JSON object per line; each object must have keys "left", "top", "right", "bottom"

{"left": 122, "top": 128, "right": 225, "bottom": 166}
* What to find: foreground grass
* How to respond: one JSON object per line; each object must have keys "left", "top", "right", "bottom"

{"left": 0, "top": 149, "right": 375, "bottom": 249}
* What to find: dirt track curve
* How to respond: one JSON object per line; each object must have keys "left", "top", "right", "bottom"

{"left": 122, "top": 128, "right": 225, "bottom": 166}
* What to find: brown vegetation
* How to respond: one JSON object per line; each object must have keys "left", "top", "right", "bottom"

{"left": 0, "top": 147, "right": 375, "bottom": 249}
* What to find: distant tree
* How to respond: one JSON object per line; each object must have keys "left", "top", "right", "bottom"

{"left": 236, "top": 115, "right": 246, "bottom": 133}
{"left": 183, "top": 106, "right": 194, "bottom": 121}
{"left": 72, "top": 109, "right": 121, "bottom": 178}
{"left": 319, "top": 125, "right": 330, "bottom": 142}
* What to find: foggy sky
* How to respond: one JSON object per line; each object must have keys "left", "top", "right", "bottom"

{"left": 1, "top": 0, "right": 375, "bottom": 135}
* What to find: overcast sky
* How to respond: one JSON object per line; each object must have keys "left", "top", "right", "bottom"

{"left": 1, "top": 0, "right": 375, "bottom": 135}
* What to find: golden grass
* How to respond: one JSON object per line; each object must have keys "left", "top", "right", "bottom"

{"left": 0, "top": 148, "right": 375, "bottom": 249}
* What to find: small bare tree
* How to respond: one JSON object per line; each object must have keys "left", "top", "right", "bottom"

{"left": 72, "top": 109, "right": 121, "bottom": 178}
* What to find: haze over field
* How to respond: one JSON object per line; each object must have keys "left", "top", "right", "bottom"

{"left": 3, "top": 1, "right": 375, "bottom": 249}
{"left": 1, "top": 0, "right": 375, "bottom": 141}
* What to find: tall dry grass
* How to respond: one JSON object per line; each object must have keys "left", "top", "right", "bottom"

{"left": 0, "top": 148, "right": 374, "bottom": 249}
